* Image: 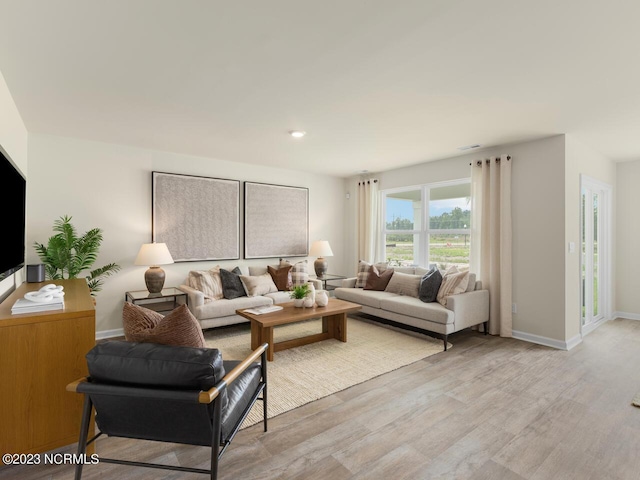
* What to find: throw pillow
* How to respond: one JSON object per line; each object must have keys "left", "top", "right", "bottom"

{"left": 240, "top": 273, "right": 279, "bottom": 296}
{"left": 418, "top": 266, "right": 443, "bottom": 303}
{"left": 187, "top": 266, "right": 224, "bottom": 300}
{"left": 122, "top": 303, "right": 206, "bottom": 348}
{"left": 355, "top": 260, "right": 388, "bottom": 288}
{"left": 384, "top": 271, "right": 421, "bottom": 297}
{"left": 123, "top": 301, "right": 163, "bottom": 341}
{"left": 364, "top": 265, "right": 394, "bottom": 291}
{"left": 280, "top": 258, "right": 310, "bottom": 287}
{"left": 268, "top": 264, "right": 293, "bottom": 291}
{"left": 220, "top": 267, "right": 247, "bottom": 299}
{"left": 436, "top": 266, "right": 470, "bottom": 306}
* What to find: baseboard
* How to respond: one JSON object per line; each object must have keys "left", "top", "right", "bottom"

{"left": 581, "top": 316, "right": 609, "bottom": 336}
{"left": 565, "top": 334, "right": 582, "bottom": 350}
{"left": 613, "top": 311, "right": 640, "bottom": 321}
{"left": 512, "top": 330, "right": 582, "bottom": 351}
{"left": 96, "top": 328, "right": 124, "bottom": 340}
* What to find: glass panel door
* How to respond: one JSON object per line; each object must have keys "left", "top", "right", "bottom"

{"left": 581, "top": 179, "right": 608, "bottom": 330}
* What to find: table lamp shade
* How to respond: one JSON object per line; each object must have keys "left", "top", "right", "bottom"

{"left": 310, "top": 240, "right": 333, "bottom": 277}
{"left": 309, "top": 240, "right": 333, "bottom": 258}
{"left": 134, "top": 243, "right": 174, "bottom": 294}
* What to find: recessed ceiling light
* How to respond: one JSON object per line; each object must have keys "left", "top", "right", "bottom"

{"left": 289, "top": 130, "right": 306, "bottom": 138}
{"left": 458, "top": 144, "right": 482, "bottom": 151}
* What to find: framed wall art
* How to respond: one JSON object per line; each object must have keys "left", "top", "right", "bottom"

{"left": 244, "top": 182, "right": 309, "bottom": 259}
{"left": 152, "top": 171, "right": 240, "bottom": 261}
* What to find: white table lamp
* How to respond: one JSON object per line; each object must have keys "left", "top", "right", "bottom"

{"left": 309, "top": 240, "right": 334, "bottom": 278}
{"left": 134, "top": 243, "right": 174, "bottom": 294}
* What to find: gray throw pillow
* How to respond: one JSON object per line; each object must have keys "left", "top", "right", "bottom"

{"left": 419, "top": 266, "right": 442, "bottom": 303}
{"left": 220, "top": 267, "right": 247, "bottom": 299}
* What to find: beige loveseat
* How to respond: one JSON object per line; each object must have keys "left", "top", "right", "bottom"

{"left": 334, "top": 266, "right": 489, "bottom": 350}
{"left": 179, "top": 264, "right": 322, "bottom": 330}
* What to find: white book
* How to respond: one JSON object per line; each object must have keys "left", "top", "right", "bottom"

{"left": 12, "top": 298, "right": 65, "bottom": 314}
{"left": 244, "top": 305, "right": 284, "bottom": 315}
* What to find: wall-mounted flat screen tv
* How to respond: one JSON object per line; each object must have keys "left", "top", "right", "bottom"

{"left": 0, "top": 147, "right": 26, "bottom": 281}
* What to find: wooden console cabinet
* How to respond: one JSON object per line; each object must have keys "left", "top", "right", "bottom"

{"left": 0, "top": 278, "right": 95, "bottom": 464}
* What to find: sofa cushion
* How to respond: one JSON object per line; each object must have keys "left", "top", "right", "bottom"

{"left": 334, "top": 287, "right": 398, "bottom": 309}
{"left": 355, "top": 260, "right": 388, "bottom": 288}
{"left": 379, "top": 296, "right": 454, "bottom": 325}
{"left": 385, "top": 271, "right": 421, "bottom": 297}
{"left": 419, "top": 266, "right": 443, "bottom": 303}
{"left": 263, "top": 291, "right": 294, "bottom": 304}
{"left": 437, "top": 267, "right": 470, "bottom": 306}
{"left": 394, "top": 267, "right": 416, "bottom": 274}
{"left": 187, "top": 266, "right": 224, "bottom": 300}
{"left": 267, "top": 264, "right": 293, "bottom": 291}
{"left": 364, "top": 265, "right": 394, "bottom": 291}
{"left": 122, "top": 303, "right": 206, "bottom": 348}
{"left": 248, "top": 266, "right": 268, "bottom": 276}
{"left": 194, "top": 295, "right": 273, "bottom": 319}
{"left": 220, "top": 267, "right": 247, "bottom": 299}
{"left": 466, "top": 273, "right": 477, "bottom": 292}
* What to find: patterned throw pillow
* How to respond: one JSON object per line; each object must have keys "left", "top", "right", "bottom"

{"left": 436, "top": 266, "right": 470, "bottom": 306}
{"left": 122, "top": 303, "right": 206, "bottom": 348}
{"left": 355, "top": 260, "right": 388, "bottom": 288}
{"left": 363, "top": 265, "right": 394, "bottom": 291}
{"left": 268, "top": 264, "right": 293, "bottom": 291}
{"left": 280, "top": 258, "right": 309, "bottom": 287}
{"left": 187, "top": 266, "right": 224, "bottom": 300}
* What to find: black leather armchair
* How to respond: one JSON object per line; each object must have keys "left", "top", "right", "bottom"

{"left": 66, "top": 340, "right": 268, "bottom": 480}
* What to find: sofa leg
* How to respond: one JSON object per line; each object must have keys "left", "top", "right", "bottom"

{"left": 483, "top": 321, "right": 488, "bottom": 335}
{"left": 443, "top": 335, "right": 448, "bottom": 351}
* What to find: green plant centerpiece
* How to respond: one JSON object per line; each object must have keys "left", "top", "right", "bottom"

{"left": 289, "top": 283, "right": 309, "bottom": 307}
{"left": 33, "top": 215, "right": 121, "bottom": 296}
{"left": 289, "top": 283, "right": 310, "bottom": 299}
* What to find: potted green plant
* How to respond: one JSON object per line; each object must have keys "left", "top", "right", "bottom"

{"left": 33, "top": 215, "right": 121, "bottom": 296}
{"left": 289, "top": 283, "right": 309, "bottom": 307}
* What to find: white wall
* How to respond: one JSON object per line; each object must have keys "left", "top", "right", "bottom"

{"left": 0, "top": 69, "right": 28, "bottom": 299}
{"left": 345, "top": 135, "right": 569, "bottom": 343}
{"left": 616, "top": 160, "right": 640, "bottom": 318}
{"left": 27, "top": 134, "right": 346, "bottom": 334}
{"left": 564, "top": 136, "right": 616, "bottom": 341}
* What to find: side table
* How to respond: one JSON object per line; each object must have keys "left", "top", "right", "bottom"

{"left": 125, "top": 287, "right": 187, "bottom": 314}
{"left": 315, "top": 274, "right": 347, "bottom": 293}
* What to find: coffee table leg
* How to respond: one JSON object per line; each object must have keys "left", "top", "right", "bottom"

{"left": 324, "top": 313, "right": 347, "bottom": 342}
{"left": 252, "top": 321, "right": 275, "bottom": 361}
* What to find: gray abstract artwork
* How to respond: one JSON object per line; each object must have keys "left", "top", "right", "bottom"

{"left": 153, "top": 172, "right": 240, "bottom": 261}
{"left": 244, "top": 182, "right": 308, "bottom": 258}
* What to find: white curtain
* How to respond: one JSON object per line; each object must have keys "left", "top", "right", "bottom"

{"left": 470, "top": 155, "right": 512, "bottom": 337}
{"left": 357, "top": 179, "right": 380, "bottom": 264}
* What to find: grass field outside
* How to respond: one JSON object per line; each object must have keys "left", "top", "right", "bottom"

{"left": 385, "top": 234, "right": 470, "bottom": 269}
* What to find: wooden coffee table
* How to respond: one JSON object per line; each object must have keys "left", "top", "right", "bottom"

{"left": 237, "top": 298, "right": 362, "bottom": 361}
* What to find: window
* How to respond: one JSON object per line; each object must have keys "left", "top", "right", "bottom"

{"left": 382, "top": 180, "right": 470, "bottom": 269}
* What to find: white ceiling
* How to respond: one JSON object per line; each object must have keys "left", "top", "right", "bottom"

{"left": 1, "top": 0, "right": 640, "bottom": 177}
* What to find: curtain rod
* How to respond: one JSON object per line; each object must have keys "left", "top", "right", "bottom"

{"left": 358, "top": 179, "right": 378, "bottom": 185}
{"left": 469, "top": 155, "right": 511, "bottom": 166}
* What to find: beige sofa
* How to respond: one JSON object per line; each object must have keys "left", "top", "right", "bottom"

{"left": 179, "top": 265, "right": 322, "bottom": 330}
{"left": 334, "top": 266, "right": 489, "bottom": 350}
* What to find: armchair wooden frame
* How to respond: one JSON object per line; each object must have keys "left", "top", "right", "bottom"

{"left": 66, "top": 343, "right": 268, "bottom": 480}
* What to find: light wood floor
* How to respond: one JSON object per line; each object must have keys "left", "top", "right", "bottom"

{"left": 2, "top": 317, "right": 640, "bottom": 480}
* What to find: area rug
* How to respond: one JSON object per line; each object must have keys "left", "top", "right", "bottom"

{"left": 633, "top": 392, "right": 640, "bottom": 408}
{"left": 204, "top": 316, "right": 447, "bottom": 428}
